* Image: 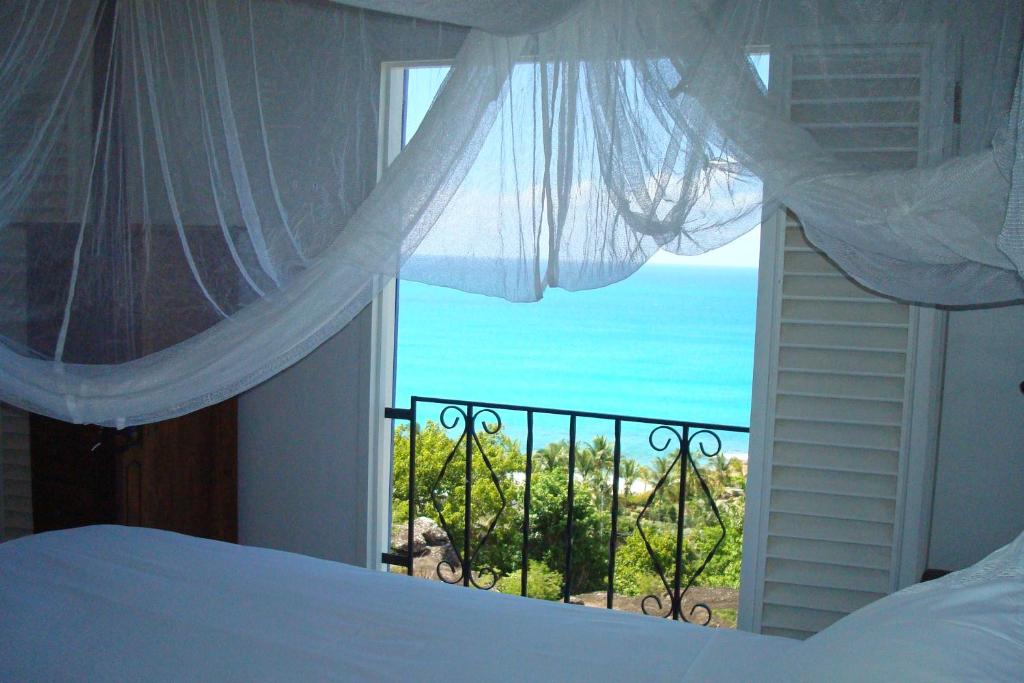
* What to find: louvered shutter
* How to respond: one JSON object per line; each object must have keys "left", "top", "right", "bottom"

{"left": 742, "top": 29, "right": 951, "bottom": 639}
{"left": 2, "top": 38, "right": 91, "bottom": 226}
{"left": 0, "top": 17, "right": 91, "bottom": 542}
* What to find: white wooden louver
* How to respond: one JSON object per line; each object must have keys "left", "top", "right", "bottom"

{"left": 0, "top": 35, "right": 91, "bottom": 542}
{"left": 743, "top": 30, "right": 950, "bottom": 639}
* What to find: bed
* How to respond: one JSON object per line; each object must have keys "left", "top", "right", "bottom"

{"left": 1, "top": 525, "right": 1021, "bottom": 681}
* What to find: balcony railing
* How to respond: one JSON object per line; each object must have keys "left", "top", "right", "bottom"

{"left": 384, "top": 396, "right": 749, "bottom": 625}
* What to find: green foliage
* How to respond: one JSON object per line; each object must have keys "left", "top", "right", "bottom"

{"left": 614, "top": 500, "right": 743, "bottom": 596}
{"left": 392, "top": 421, "right": 524, "bottom": 575}
{"left": 689, "top": 501, "right": 744, "bottom": 588}
{"left": 527, "top": 468, "right": 608, "bottom": 593}
{"left": 615, "top": 527, "right": 677, "bottom": 597}
{"left": 715, "top": 608, "right": 738, "bottom": 628}
{"left": 392, "top": 420, "right": 747, "bottom": 601}
{"left": 619, "top": 458, "right": 642, "bottom": 498}
{"left": 495, "top": 560, "right": 563, "bottom": 601}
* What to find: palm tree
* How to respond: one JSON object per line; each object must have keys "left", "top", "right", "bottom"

{"left": 649, "top": 453, "right": 679, "bottom": 490}
{"left": 704, "top": 453, "right": 729, "bottom": 488}
{"left": 583, "top": 435, "right": 615, "bottom": 506}
{"left": 637, "top": 464, "right": 657, "bottom": 499}
{"left": 534, "top": 440, "right": 569, "bottom": 471}
{"left": 645, "top": 452, "right": 682, "bottom": 524}
{"left": 588, "top": 435, "right": 614, "bottom": 473}
{"left": 575, "top": 446, "right": 599, "bottom": 483}
{"left": 620, "top": 457, "right": 640, "bottom": 498}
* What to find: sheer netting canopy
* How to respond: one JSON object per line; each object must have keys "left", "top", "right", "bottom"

{"left": 0, "top": 0, "right": 1022, "bottom": 425}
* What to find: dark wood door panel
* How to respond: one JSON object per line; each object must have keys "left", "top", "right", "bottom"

{"left": 29, "top": 400, "right": 237, "bottom": 542}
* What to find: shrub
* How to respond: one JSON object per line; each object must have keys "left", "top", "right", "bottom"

{"left": 496, "top": 560, "right": 563, "bottom": 601}
{"left": 615, "top": 526, "right": 676, "bottom": 597}
{"left": 392, "top": 421, "right": 525, "bottom": 576}
{"left": 689, "top": 501, "right": 744, "bottom": 588}
{"left": 528, "top": 468, "right": 608, "bottom": 593}
{"left": 614, "top": 500, "right": 745, "bottom": 595}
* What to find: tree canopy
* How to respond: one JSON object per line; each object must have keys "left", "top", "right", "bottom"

{"left": 391, "top": 419, "right": 746, "bottom": 605}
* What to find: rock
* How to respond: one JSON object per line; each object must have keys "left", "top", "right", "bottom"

{"left": 390, "top": 517, "right": 535, "bottom": 587}
{"left": 391, "top": 525, "right": 425, "bottom": 556}
{"left": 413, "top": 543, "right": 462, "bottom": 581}
{"left": 391, "top": 516, "right": 451, "bottom": 556}
{"left": 391, "top": 517, "right": 463, "bottom": 581}
{"left": 420, "top": 520, "right": 450, "bottom": 546}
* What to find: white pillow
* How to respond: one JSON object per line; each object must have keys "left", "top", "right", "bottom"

{"left": 763, "top": 530, "right": 1024, "bottom": 682}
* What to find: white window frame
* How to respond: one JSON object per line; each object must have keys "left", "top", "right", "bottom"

{"left": 365, "top": 60, "right": 453, "bottom": 571}
{"left": 367, "top": 58, "right": 770, "bottom": 597}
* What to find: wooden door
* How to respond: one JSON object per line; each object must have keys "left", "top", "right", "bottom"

{"left": 30, "top": 399, "right": 237, "bottom": 542}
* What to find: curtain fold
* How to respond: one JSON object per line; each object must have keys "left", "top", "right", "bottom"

{"left": 997, "top": 51, "right": 1024, "bottom": 278}
{"left": 0, "top": 0, "right": 1021, "bottom": 426}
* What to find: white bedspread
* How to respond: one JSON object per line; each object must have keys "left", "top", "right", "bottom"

{"left": 0, "top": 526, "right": 796, "bottom": 682}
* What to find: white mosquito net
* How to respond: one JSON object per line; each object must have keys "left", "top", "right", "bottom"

{"left": 0, "top": 0, "right": 1021, "bottom": 425}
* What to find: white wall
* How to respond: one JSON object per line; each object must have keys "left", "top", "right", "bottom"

{"left": 928, "top": 305, "right": 1024, "bottom": 570}
{"left": 926, "top": 2, "right": 1024, "bottom": 571}
{"left": 236, "top": 9, "right": 464, "bottom": 566}
{"left": 238, "top": 306, "right": 373, "bottom": 565}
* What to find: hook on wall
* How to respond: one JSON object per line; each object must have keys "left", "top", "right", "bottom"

{"left": 90, "top": 426, "right": 142, "bottom": 456}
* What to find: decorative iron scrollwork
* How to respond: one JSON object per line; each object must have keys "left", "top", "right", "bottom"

{"left": 430, "top": 405, "right": 467, "bottom": 584}
{"left": 636, "top": 424, "right": 725, "bottom": 624}
{"left": 386, "top": 395, "right": 748, "bottom": 627}
{"left": 428, "top": 404, "right": 507, "bottom": 589}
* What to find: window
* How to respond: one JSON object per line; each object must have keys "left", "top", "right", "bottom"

{"left": 379, "top": 61, "right": 764, "bottom": 627}
{"left": 375, "top": 41, "right": 945, "bottom": 637}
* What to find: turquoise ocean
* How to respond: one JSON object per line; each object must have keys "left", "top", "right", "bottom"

{"left": 394, "top": 264, "right": 758, "bottom": 462}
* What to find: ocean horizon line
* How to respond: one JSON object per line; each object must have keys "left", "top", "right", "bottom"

{"left": 396, "top": 262, "right": 758, "bottom": 469}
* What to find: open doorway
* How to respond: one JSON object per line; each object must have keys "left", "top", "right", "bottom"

{"left": 382, "top": 58, "right": 767, "bottom": 628}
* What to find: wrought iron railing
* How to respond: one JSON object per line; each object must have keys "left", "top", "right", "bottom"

{"left": 384, "top": 396, "right": 748, "bottom": 624}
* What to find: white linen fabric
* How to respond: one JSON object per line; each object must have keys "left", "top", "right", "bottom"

{"left": 998, "top": 50, "right": 1024, "bottom": 277}
{"left": 0, "top": 0, "right": 1022, "bottom": 425}
{"left": 763, "top": 529, "right": 1024, "bottom": 682}
{"left": 2, "top": 525, "right": 1022, "bottom": 681}
{"left": 0, "top": 525, "right": 798, "bottom": 682}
